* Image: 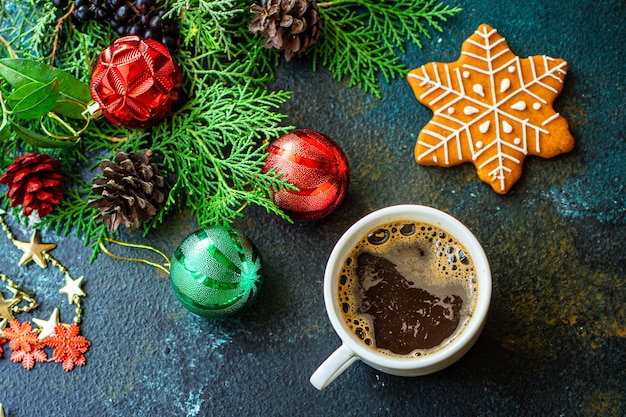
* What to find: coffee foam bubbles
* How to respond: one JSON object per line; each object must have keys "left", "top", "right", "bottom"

{"left": 337, "top": 221, "right": 478, "bottom": 358}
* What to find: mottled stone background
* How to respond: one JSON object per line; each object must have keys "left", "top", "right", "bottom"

{"left": 1, "top": 0, "right": 624, "bottom": 416}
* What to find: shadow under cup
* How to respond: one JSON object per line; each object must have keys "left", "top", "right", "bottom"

{"left": 310, "top": 205, "right": 492, "bottom": 390}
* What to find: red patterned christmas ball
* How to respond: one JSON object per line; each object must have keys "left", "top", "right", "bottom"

{"left": 89, "top": 36, "right": 182, "bottom": 129}
{"left": 263, "top": 129, "right": 350, "bottom": 222}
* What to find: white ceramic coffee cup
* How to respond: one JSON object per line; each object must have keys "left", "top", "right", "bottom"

{"left": 310, "top": 205, "right": 491, "bottom": 390}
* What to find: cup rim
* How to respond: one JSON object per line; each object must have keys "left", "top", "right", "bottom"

{"left": 323, "top": 204, "right": 492, "bottom": 371}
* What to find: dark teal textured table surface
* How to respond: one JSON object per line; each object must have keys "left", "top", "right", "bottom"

{"left": 1, "top": 0, "right": 625, "bottom": 416}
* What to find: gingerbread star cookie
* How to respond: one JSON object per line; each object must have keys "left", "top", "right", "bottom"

{"left": 408, "top": 23, "right": 574, "bottom": 194}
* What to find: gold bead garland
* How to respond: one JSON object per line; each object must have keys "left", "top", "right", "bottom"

{"left": 0, "top": 209, "right": 90, "bottom": 373}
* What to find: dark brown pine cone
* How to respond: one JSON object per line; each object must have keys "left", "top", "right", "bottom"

{"left": 88, "top": 149, "right": 167, "bottom": 233}
{"left": 0, "top": 153, "right": 64, "bottom": 217}
{"left": 249, "top": 0, "right": 321, "bottom": 61}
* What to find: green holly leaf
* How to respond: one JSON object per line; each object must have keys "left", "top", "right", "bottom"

{"left": 6, "top": 81, "right": 46, "bottom": 102}
{"left": 0, "top": 122, "right": 11, "bottom": 142}
{"left": 7, "top": 78, "right": 60, "bottom": 120}
{"left": 0, "top": 58, "right": 91, "bottom": 119}
{"left": 51, "top": 99, "right": 89, "bottom": 120}
{"left": 10, "top": 121, "right": 78, "bottom": 148}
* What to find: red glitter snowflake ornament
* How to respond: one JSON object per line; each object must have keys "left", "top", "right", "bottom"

{"left": 88, "top": 36, "right": 182, "bottom": 129}
{"left": 45, "top": 323, "right": 90, "bottom": 371}
{"left": 3, "top": 320, "right": 48, "bottom": 370}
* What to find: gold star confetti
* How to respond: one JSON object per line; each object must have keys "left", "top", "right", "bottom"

{"left": 59, "top": 275, "right": 86, "bottom": 304}
{"left": 33, "top": 307, "right": 61, "bottom": 340}
{"left": 0, "top": 211, "right": 90, "bottom": 372}
{"left": 13, "top": 230, "right": 57, "bottom": 268}
{"left": 0, "top": 292, "right": 19, "bottom": 320}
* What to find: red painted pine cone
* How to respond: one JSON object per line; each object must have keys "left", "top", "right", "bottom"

{"left": 0, "top": 153, "right": 64, "bottom": 217}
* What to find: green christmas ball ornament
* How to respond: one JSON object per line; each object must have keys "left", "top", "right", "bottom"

{"left": 169, "top": 226, "right": 263, "bottom": 318}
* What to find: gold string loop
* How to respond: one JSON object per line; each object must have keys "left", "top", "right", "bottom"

{"left": 99, "top": 237, "right": 171, "bottom": 275}
{"left": 39, "top": 99, "right": 91, "bottom": 140}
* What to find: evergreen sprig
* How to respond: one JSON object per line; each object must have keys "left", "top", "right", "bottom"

{"left": 168, "top": 0, "right": 240, "bottom": 55}
{"left": 35, "top": 187, "right": 109, "bottom": 262}
{"left": 313, "top": 0, "right": 461, "bottom": 98}
{"left": 169, "top": 0, "right": 277, "bottom": 87}
{"left": 148, "top": 80, "right": 295, "bottom": 227}
{"left": 362, "top": 0, "right": 462, "bottom": 52}
{"left": 313, "top": 8, "right": 406, "bottom": 98}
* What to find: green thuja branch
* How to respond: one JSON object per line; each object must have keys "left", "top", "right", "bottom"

{"left": 356, "top": 0, "right": 462, "bottom": 52}
{"left": 168, "top": 0, "right": 239, "bottom": 54}
{"left": 22, "top": 1, "right": 58, "bottom": 58}
{"left": 167, "top": 0, "right": 277, "bottom": 87}
{"left": 52, "top": 22, "right": 116, "bottom": 78}
{"left": 31, "top": 188, "right": 110, "bottom": 262}
{"left": 313, "top": 0, "right": 461, "bottom": 98}
{"left": 313, "top": 7, "right": 405, "bottom": 98}
{"left": 148, "top": 80, "right": 295, "bottom": 227}
{"left": 0, "top": 0, "right": 46, "bottom": 56}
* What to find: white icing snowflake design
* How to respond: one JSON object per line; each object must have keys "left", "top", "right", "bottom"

{"left": 408, "top": 24, "right": 575, "bottom": 193}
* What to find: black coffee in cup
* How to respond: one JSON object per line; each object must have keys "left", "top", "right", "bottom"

{"left": 338, "top": 221, "right": 478, "bottom": 357}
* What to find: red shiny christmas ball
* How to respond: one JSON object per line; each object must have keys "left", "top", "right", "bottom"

{"left": 89, "top": 36, "right": 182, "bottom": 129}
{"left": 263, "top": 129, "right": 350, "bottom": 222}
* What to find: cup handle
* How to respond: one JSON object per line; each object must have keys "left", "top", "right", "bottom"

{"left": 310, "top": 344, "right": 359, "bottom": 390}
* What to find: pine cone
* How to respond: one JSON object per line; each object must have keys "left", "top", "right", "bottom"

{"left": 0, "top": 153, "right": 64, "bottom": 217}
{"left": 249, "top": 0, "right": 321, "bottom": 61}
{"left": 88, "top": 149, "right": 167, "bottom": 233}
